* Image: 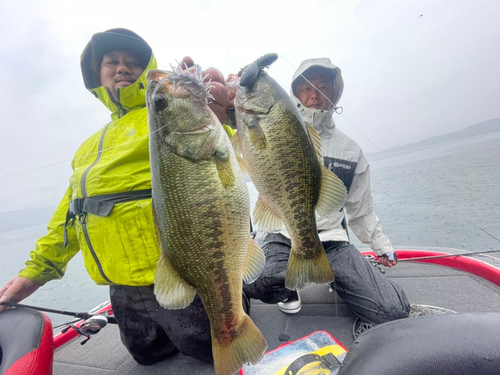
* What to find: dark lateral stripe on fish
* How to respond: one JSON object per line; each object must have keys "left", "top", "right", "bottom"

{"left": 211, "top": 258, "right": 238, "bottom": 343}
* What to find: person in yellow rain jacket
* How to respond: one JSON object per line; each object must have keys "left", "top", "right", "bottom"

{"left": 0, "top": 28, "right": 240, "bottom": 365}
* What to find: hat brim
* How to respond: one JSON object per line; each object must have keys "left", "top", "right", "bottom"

{"left": 91, "top": 31, "right": 152, "bottom": 68}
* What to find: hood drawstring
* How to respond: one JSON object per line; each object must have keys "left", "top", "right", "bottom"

{"left": 296, "top": 103, "right": 337, "bottom": 138}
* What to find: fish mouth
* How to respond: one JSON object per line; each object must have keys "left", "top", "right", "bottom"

{"left": 236, "top": 105, "right": 269, "bottom": 116}
{"left": 175, "top": 122, "right": 214, "bottom": 135}
{"left": 236, "top": 103, "right": 275, "bottom": 117}
{"left": 236, "top": 106, "right": 254, "bottom": 115}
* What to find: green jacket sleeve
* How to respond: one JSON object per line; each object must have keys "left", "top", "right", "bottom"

{"left": 18, "top": 187, "right": 81, "bottom": 286}
{"left": 223, "top": 124, "right": 236, "bottom": 138}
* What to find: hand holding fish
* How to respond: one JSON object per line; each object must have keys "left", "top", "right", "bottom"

{"left": 179, "top": 56, "right": 230, "bottom": 123}
{"left": 225, "top": 73, "right": 241, "bottom": 109}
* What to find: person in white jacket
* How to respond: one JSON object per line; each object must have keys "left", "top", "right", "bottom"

{"left": 243, "top": 58, "right": 410, "bottom": 324}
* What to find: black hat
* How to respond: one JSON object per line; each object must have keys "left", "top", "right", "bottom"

{"left": 81, "top": 28, "right": 152, "bottom": 89}
{"left": 91, "top": 28, "right": 151, "bottom": 67}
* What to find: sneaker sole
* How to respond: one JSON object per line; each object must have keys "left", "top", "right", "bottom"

{"left": 278, "top": 305, "right": 302, "bottom": 314}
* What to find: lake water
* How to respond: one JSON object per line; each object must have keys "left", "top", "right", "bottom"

{"left": 1, "top": 131, "right": 500, "bottom": 326}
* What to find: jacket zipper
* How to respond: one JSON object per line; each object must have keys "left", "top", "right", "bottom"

{"left": 80, "top": 122, "right": 113, "bottom": 284}
{"left": 107, "top": 87, "right": 127, "bottom": 119}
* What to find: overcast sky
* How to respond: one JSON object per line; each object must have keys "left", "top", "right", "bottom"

{"left": 1, "top": 0, "right": 499, "bottom": 213}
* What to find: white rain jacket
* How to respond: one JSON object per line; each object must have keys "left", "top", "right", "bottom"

{"left": 283, "top": 58, "right": 393, "bottom": 256}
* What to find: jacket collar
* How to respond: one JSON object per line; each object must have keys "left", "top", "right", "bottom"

{"left": 87, "top": 54, "right": 158, "bottom": 120}
{"left": 294, "top": 101, "right": 337, "bottom": 137}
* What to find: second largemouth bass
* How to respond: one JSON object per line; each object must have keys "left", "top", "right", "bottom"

{"left": 233, "top": 53, "right": 347, "bottom": 291}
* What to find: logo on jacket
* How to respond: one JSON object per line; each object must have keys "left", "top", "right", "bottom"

{"left": 333, "top": 161, "right": 351, "bottom": 170}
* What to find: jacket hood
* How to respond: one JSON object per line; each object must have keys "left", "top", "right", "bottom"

{"left": 81, "top": 28, "right": 158, "bottom": 119}
{"left": 290, "top": 58, "right": 344, "bottom": 136}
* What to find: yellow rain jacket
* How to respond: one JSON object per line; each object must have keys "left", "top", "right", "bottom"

{"left": 19, "top": 35, "right": 235, "bottom": 286}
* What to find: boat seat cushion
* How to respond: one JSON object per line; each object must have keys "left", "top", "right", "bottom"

{"left": 0, "top": 308, "right": 54, "bottom": 375}
{"left": 338, "top": 312, "right": 500, "bottom": 375}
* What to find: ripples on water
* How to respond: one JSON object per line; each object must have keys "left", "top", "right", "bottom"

{"left": 1, "top": 132, "right": 499, "bottom": 324}
{"left": 362, "top": 132, "right": 500, "bottom": 253}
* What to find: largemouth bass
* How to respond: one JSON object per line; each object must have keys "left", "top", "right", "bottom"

{"left": 146, "top": 65, "right": 267, "bottom": 375}
{"left": 233, "top": 53, "right": 348, "bottom": 291}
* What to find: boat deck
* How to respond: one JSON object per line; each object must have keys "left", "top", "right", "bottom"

{"left": 53, "top": 251, "right": 500, "bottom": 374}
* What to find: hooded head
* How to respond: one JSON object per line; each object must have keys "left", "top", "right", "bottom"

{"left": 81, "top": 28, "right": 158, "bottom": 118}
{"left": 290, "top": 58, "right": 344, "bottom": 136}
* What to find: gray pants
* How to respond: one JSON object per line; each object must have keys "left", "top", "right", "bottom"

{"left": 243, "top": 231, "right": 410, "bottom": 325}
{"left": 110, "top": 284, "right": 250, "bottom": 365}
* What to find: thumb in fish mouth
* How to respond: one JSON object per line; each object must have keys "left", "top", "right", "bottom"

{"left": 180, "top": 56, "right": 195, "bottom": 69}
{"left": 177, "top": 57, "right": 229, "bottom": 124}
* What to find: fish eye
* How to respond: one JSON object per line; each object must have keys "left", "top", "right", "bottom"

{"left": 154, "top": 95, "right": 168, "bottom": 111}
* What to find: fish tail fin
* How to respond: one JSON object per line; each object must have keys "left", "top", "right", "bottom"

{"left": 285, "top": 243, "right": 334, "bottom": 290}
{"left": 213, "top": 314, "right": 267, "bottom": 375}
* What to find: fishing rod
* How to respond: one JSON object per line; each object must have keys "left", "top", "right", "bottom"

{"left": 0, "top": 301, "right": 94, "bottom": 319}
{"left": 396, "top": 221, "right": 500, "bottom": 262}
{"left": 0, "top": 301, "right": 116, "bottom": 344}
{"left": 397, "top": 249, "right": 500, "bottom": 262}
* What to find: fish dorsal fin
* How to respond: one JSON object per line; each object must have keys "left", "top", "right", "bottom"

{"left": 253, "top": 195, "right": 283, "bottom": 231}
{"left": 305, "top": 122, "right": 323, "bottom": 164}
{"left": 154, "top": 252, "right": 197, "bottom": 309}
{"left": 231, "top": 132, "right": 253, "bottom": 176}
{"left": 316, "top": 166, "right": 348, "bottom": 218}
{"left": 243, "top": 237, "right": 266, "bottom": 284}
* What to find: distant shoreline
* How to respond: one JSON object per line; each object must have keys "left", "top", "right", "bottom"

{"left": 366, "top": 118, "right": 500, "bottom": 158}
{"left": 2, "top": 117, "right": 499, "bottom": 232}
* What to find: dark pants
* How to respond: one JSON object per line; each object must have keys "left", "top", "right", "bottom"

{"left": 110, "top": 284, "right": 250, "bottom": 365}
{"left": 243, "top": 231, "right": 410, "bottom": 325}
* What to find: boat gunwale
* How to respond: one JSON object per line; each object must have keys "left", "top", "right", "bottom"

{"left": 52, "top": 247, "right": 500, "bottom": 350}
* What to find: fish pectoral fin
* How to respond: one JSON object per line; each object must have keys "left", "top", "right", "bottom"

{"left": 248, "top": 116, "right": 267, "bottom": 150}
{"left": 243, "top": 237, "right": 266, "bottom": 284}
{"left": 253, "top": 196, "right": 283, "bottom": 231}
{"left": 235, "top": 153, "right": 252, "bottom": 176}
{"left": 215, "top": 147, "right": 236, "bottom": 188}
{"left": 230, "top": 131, "right": 243, "bottom": 157}
{"left": 230, "top": 133, "right": 252, "bottom": 176}
{"left": 305, "top": 122, "right": 323, "bottom": 164}
{"left": 316, "top": 165, "right": 348, "bottom": 218}
{"left": 154, "top": 253, "right": 197, "bottom": 309}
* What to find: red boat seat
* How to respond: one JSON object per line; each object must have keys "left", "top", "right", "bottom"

{"left": 338, "top": 312, "right": 500, "bottom": 375}
{"left": 0, "top": 308, "right": 54, "bottom": 375}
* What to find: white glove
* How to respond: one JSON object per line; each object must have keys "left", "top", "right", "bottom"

{"left": 380, "top": 250, "right": 397, "bottom": 262}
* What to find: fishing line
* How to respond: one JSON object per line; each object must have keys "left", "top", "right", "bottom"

{"left": 466, "top": 219, "right": 500, "bottom": 244}
{"left": 279, "top": 55, "right": 500, "bottom": 248}
{"left": 1, "top": 67, "right": 216, "bottom": 179}
{"left": 279, "top": 55, "right": 427, "bottom": 189}
{"left": 0, "top": 114, "right": 183, "bottom": 179}
{"left": 397, "top": 248, "right": 500, "bottom": 262}
{"left": 53, "top": 319, "right": 81, "bottom": 329}
{"left": 0, "top": 301, "right": 94, "bottom": 319}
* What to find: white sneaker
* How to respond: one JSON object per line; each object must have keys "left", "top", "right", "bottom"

{"left": 277, "top": 291, "right": 301, "bottom": 314}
